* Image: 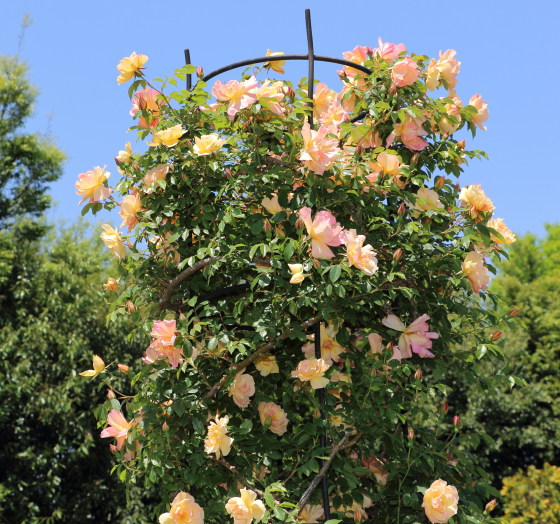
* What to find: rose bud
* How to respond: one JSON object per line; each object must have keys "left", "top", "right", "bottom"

{"left": 312, "top": 258, "right": 322, "bottom": 270}
{"left": 508, "top": 309, "right": 521, "bottom": 317}
{"left": 107, "top": 389, "right": 116, "bottom": 400}
{"left": 275, "top": 224, "right": 286, "bottom": 239}
{"left": 295, "top": 217, "right": 305, "bottom": 231}
{"left": 414, "top": 368, "right": 423, "bottom": 381}
{"left": 408, "top": 428, "right": 415, "bottom": 441}
{"left": 453, "top": 415, "right": 461, "bottom": 427}
{"left": 118, "top": 364, "right": 130, "bottom": 374}
{"left": 162, "top": 422, "right": 169, "bottom": 431}
{"left": 126, "top": 301, "right": 136, "bottom": 314}
{"left": 132, "top": 163, "right": 140, "bottom": 171}
{"left": 411, "top": 153, "right": 419, "bottom": 164}
{"left": 263, "top": 218, "right": 272, "bottom": 233}
{"left": 457, "top": 140, "right": 466, "bottom": 150}
{"left": 489, "top": 331, "right": 503, "bottom": 341}
{"left": 485, "top": 499, "right": 498, "bottom": 512}
{"left": 196, "top": 66, "right": 204, "bottom": 78}
{"left": 114, "top": 156, "right": 123, "bottom": 166}
{"left": 435, "top": 176, "right": 446, "bottom": 190}
{"left": 442, "top": 401, "right": 449, "bottom": 414}
{"left": 397, "top": 202, "right": 406, "bottom": 216}
{"left": 109, "top": 444, "right": 118, "bottom": 454}
{"left": 355, "top": 145, "right": 363, "bottom": 156}
{"left": 393, "top": 248, "right": 403, "bottom": 262}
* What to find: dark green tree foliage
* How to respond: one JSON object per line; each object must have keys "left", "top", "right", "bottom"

{"left": 445, "top": 224, "right": 560, "bottom": 484}
{"left": 0, "top": 55, "right": 65, "bottom": 228}
{"left": 0, "top": 223, "right": 157, "bottom": 523}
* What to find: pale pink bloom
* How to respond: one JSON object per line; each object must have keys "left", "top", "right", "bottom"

{"left": 342, "top": 229, "right": 378, "bottom": 276}
{"left": 391, "top": 56, "right": 420, "bottom": 87}
{"left": 116, "top": 52, "right": 148, "bottom": 84}
{"left": 462, "top": 251, "right": 491, "bottom": 294}
{"left": 212, "top": 76, "right": 258, "bottom": 120}
{"left": 299, "top": 206, "right": 344, "bottom": 259}
{"left": 255, "top": 80, "right": 285, "bottom": 116}
{"left": 426, "top": 49, "right": 461, "bottom": 93}
{"left": 374, "top": 37, "right": 406, "bottom": 62}
{"left": 319, "top": 99, "right": 349, "bottom": 127}
{"left": 330, "top": 370, "right": 351, "bottom": 383}
{"left": 100, "top": 224, "right": 126, "bottom": 259}
{"left": 265, "top": 49, "right": 286, "bottom": 74}
{"left": 79, "top": 355, "right": 105, "bottom": 378}
{"left": 339, "top": 45, "right": 371, "bottom": 78}
{"left": 468, "top": 94, "right": 489, "bottom": 130}
{"left": 388, "top": 115, "right": 429, "bottom": 151}
{"left": 151, "top": 319, "right": 177, "bottom": 346}
{"left": 487, "top": 218, "right": 516, "bottom": 245}
{"left": 103, "top": 277, "right": 118, "bottom": 291}
{"left": 75, "top": 166, "right": 112, "bottom": 205}
{"left": 298, "top": 504, "right": 324, "bottom": 523}
{"left": 100, "top": 409, "right": 133, "bottom": 450}
{"left": 254, "top": 355, "right": 279, "bottom": 376}
{"left": 382, "top": 314, "right": 438, "bottom": 359}
{"left": 204, "top": 415, "right": 234, "bottom": 458}
{"left": 119, "top": 192, "right": 141, "bottom": 231}
{"left": 288, "top": 263, "right": 307, "bottom": 284}
{"left": 142, "top": 163, "right": 173, "bottom": 194}
{"left": 258, "top": 402, "right": 289, "bottom": 436}
{"left": 368, "top": 333, "right": 383, "bottom": 354}
{"left": 226, "top": 489, "right": 266, "bottom": 524}
{"left": 423, "top": 479, "right": 459, "bottom": 523}
{"left": 410, "top": 188, "right": 444, "bottom": 211}
{"left": 458, "top": 184, "right": 495, "bottom": 218}
{"left": 130, "top": 87, "right": 161, "bottom": 128}
{"left": 144, "top": 319, "right": 183, "bottom": 368}
{"left": 299, "top": 122, "right": 340, "bottom": 175}
{"left": 291, "top": 358, "right": 330, "bottom": 389}
{"left": 228, "top": 371, "right": 255, "bottom": 408}
{"left": 159, "top": 492, "right": 204, "bottom": 524}
{"left": 261, "top": 193, "right": 283, "bottom": 214}
{"left": 313, "top": 83, "right": 338, "bottom": 120}
{"left": 302, "top": 321, "right": 347, "bottom": 364}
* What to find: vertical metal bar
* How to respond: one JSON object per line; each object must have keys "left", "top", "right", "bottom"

{"left": 184, "top": 48, "right": 192, "bottom": 90}
{"left": 305, "top": 9, "right": 315, "bottom": 129}
{"left": 314, "top": 322, "right": 331, "bottom": 520}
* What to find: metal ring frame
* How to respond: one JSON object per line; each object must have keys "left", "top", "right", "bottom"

{"left": 183, "top": 10, "right": 375, "bottom": 520}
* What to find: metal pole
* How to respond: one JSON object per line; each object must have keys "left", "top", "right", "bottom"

{"left": 305, "top": 9, "right": 315, "bottom": 129}
{"left": 184, "top": 49, "right": 192, "bottom": 90}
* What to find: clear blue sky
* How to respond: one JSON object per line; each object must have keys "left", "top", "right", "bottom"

{"left": 1, "top": 0, "right": 559, "bottom": 237}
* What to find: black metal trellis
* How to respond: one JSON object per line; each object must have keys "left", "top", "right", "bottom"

{"left": 183, "top": 9, "right": 374, "bottom": 520}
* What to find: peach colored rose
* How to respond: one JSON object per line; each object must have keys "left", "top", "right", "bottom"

{"left": 255, "top": 80, "right": 285, "bottom": 116}
{"left": 288, "top": 263, "right": 307, "bottom": 284}
{"left": 204, "top": 415, "right": 234, "bottom": 458}
{"left": 370, "top": 152, "right": 401, "bottom": 176}
{"left": 313, "top": 83, "right": 337, "bottom": 120}
{"left": 261, "top": 193, "right": 283, "bottom": 215}
{"left": 487, "top": 218, "right": 516, "bottom": 244}
{"left": 193, "top": 133, "right": 226, "bottom": 156}
{"left": 368, "top": 333, "right": 383, "bottom": 354}
{"left": 342, "top": 229, "right": 378, "bottom": 276}
{"left": 75, "top": 166, "right": 112, "bottom": 205}
{"left": 144, "top": 319, "right": 183, "bottom": 368}
{"left": 458, "top": 184, "right": 495, "bottom": 218}
{"left": 299, "top": 206, "right": 344, "bottom": 259}
{"left": 103, "top": 277, "right": 118, "bottom": 291}
{"left": 302, "top": 321, "right": 346, "bottom": 364}
{"left": 462, "top": 251, "right": 490, "bottom": 294}
{"left": 382, "top": 314, "right": 438, "bottom": 359}
{"left": 438, "top": 100, "right": 462, "bottom": 135}
{"left": 119, "top": 192, "right": 141, "bottom": 231}
{"left": 142, "top": 163, "right": 173, "bottom": 194}
{"left": 225, "top": 489, "right": 266, "bottom": 524}
{"left": 298, "top": 504, "right": 324, "bottom": 523}
{"left": 212, "top": 76, "right": 258, "bottom": 120}
{"left": 130, "top": 88, "right": 161, "bottom": 128}
{"left": 319, "top": 99, "right": 349, "bottom": 127}
{"left": 423, "top": 479, "right": 459, "bottom": 523}
{"left": 116, "top": 142, "right": 133, "bottom": 164}
{"left": 299, "top": 122, "right": 340, "bottom": 175}
{"left": 374, "top": 37, "right": 406, "bottom": 62}
{"left": 228, "top": 371, "right": 255, "bottom": 408}
{"left": 388, "top": 115, "right": 429, "bottom": 151}
{"left": 148, "top": 124, "right": 184, "bottom": 148}
{"left": 265, "top": 49, "right": 286, "bottom": 74}
{"left": 339, "top": 45, "right": 371, "bottom": 79}
{"left": 159, "top": 492, "right": 204, "bottom": 524}
{"left": 79, "top": 355, "right": 105, "bottom": 378}
{"left": 116, "top": 52, "right": 148, "bottom": 84}
{"left": 468, "top": 94, "right": 489, "bottom": 130}
{"left": 391, "top": 56, "right": 420, "bottom": 87}
{"left": 291, "top": 358, "right": 330, "bottom": 389}
{"left": 338, "top": 74, "right": 368, "bottom": 112}
{"left": 258, "top": 402, "right": 289, "bottom": 435}
{"left": 410, "top": 188, "right": 444, "bottom": 211}
{"left": 254, "top": 355, "right": 279, "bottom": 376}
{"left": 100, "top": 224, "right": 126, "bottom": 259}
{"left": 100, "top": 409, "right": 133, "bottom": 450}
{"left": 425, "top": 50, "right": 461, "bottom": 93}
{"left": 346, "top": 122, "right": 381, "bottom": 149}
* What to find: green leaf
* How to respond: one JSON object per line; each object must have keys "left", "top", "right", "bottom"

{"left": 330, "top": 265, "right": 342, "bottom": 283}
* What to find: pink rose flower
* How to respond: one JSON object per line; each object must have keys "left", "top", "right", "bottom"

{"left": 374, "top": 37, "right": 406, "bottom": 62}
{"left": 299, "top": 206, "right": 344, "bottom": 259}
{"left": 298, "top": 122, "right": 340, "bottom": 175}
{"left": 468, "top": 94, "right": 489, "bottom": 130}
{"left": 159, "top": 492, "right": 204, "bottom": 524}
{"left": 301, "top": 321, "right": 347, "bottom": 365}
{"left": 423, "top": 479, "right": 459, "bottom": 523}
{"left": 391, "top": 56, "right": 420, "bottom": 87}
{"left": 143, "top": 319, "right": 183, "bottom": 368}
{"left": 75, "top": 166, "right": 112, "bottom": 205}
{"left": 225, "top": 489, "right": 266, "bottom": 524}
{"left": 100, "top": 409, "right": 133, "bottom": 451}
{"left": 258, "top": 402, "right": 289, "bottom": 436}
{"left": 382, "top": 314, "right": 438, "bottom": 359}
{"left": 319, "top": 99, "right": 349, "bottom": 127}
{"left": 388, "top": 115, "right": 429, "bottom": 151}
{"left": 342, "top": 229, "right": 378, "bottom": 276}
{"left": 425, "top": 50, "right": 461, "bottom": 93}
{"left": 461, "top": 251, "right": 491, "bottom": 294}
{"left": 142, "top": 163, "right": 173, "bottom": 194}
{"left": 212, "top": 76, "right": 258, "bottom": 120}
{"left": 339, "top": 45, "right": 372, "bottom": 78}
{"left": 228, "top": 371, "right": 255, "bottom": 408}
{"left": 313, "top": 83, "right": 338, "bottom": 120}
{"left": 130, "top": 87, "right": 161, "bottom": 128}
{"left": 255, "top": 80, "right": 285, "bottom": 116}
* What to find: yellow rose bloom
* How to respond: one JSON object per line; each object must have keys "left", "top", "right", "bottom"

{"left": 148, "top": 125, "right": 184, "bottom": 148}
{"left": 116, "top": 52, "right": 148, "bottom": 84}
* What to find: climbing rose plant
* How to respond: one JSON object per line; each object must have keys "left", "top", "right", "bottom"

{"left": 79, "top": 41, "right": 517, "bottom": 524}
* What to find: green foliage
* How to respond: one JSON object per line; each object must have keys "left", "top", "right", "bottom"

{"left": 0, "top": 222, "right": 157, "bottom": 523}
{"left": 501, "top": 463, "right": 560, "bottom": 524}
{"left": 443, "top": 225, "right": 560, "bottom": 487}
{"left": 0, "top": 54, "right": 65, "bottom": 227}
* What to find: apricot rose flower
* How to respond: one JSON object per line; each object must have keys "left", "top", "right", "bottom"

{"left": 265, "top": 49, "right": 286, "bottom": 74}
{"left": 228, "top": 371, "right": 255, "bottom": 408}
{"left": 342, "top": 229, "right": 378, "bottom": 276}
{"left": 261, "top": 193, "right": 283, "bottom": 215}
{"left": 148, "top": 125, "right": 184, "bottom": 148}
{"left": 119, "top": 192, "right": 141, "bottom": 232}
{"left": 116, "top": 52, "right": 148, "bottom": 84}
{"left": 204, "top": 415, "right": 233, "bottom": 459}
{"left": 100, "top": 224, "right": 126, "bottom": 259}
{"left": 382, "top": 314, "right": 438, "bottom": 359}
{"left": 288, "top": 263, "right": 307, "bottom": 284}
{"left": 468, "top": 94, "right": 489, "bottom": 130}
{"left": 422, "top": 479, "right": 459, "bottom": 523}
{"left": 142, "top": 164, "right": 173, "bottom": 194}
{"left": 298, "top": 505, "right": 324, "bottom": 523}
{"left": 487, "top": 218, "right": 516, "bottom": 245}
{"left": 225, "top": 489, "right": 265, "bottom": 524}
{"left": 410, "top": 188, "right": 444, "bottom": 211}
{"left": 302, "top": 321, "right": 347, "bottom": 364}
{"left": 388, "top": 115, "right": 429, "bottom": 151}
{"left": 458, "top": 184, "right": 495, "bottom": 218}
{"left": 391, "top": 56, "right": 420, "bottom": 87}
{"left": 299, "top": 206, "right": 344, "bottom": 259}
{"left": 258, "top": 402, "right": 289, "bottom": 436}
{"left": 159, "top": 492, "right": 204, "bottom": 524}
{"left": 291, "top": 358, "right": 330, "bottom": 389}
{"left": 425, "top": 49, "right": 461, "bottom": 93}
{"left": 143, "top": 319, "right": 183, "bottom": 368}
{"left": 75, "top": 166, "right": 112, "bottom": 205}
{"left": 374, "top": 37, "right": 406, "bottom": 62}
{"left": 254, "top": 355, "right": 279, "bottom": 376}
{"left": 193, "top": 133, "right": 226, "bottom": 156}
{"left": 299, "top": 122, "right": 340, "bottom": 175}
{"left": 461, "top": 251, "right": 490, "bottom": 294}
{"left": 100, "top": 409, "right": 133, "bottom": 451}
{"left": 79, "top": 355, "right": 105, "bottom": 378}
{"left": 130, "top": 88, "right": 161, "bottom": 128}
{"left": 212, "top": 76, "right": 258, "bottom": 120}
